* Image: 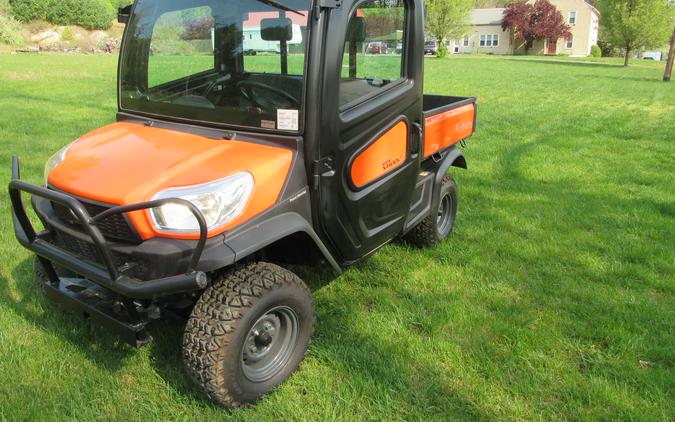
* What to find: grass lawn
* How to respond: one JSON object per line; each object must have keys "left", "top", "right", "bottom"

{"left": 0, "top": 53, "right": 673, "bottom": 420}
{"left": 509, "top": 55, "right": 668, "bottom": 68}
{"left": 449, "top": 53, "right": 669, "bottom": 69}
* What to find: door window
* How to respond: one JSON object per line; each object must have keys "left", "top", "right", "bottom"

{"left": 339, "top": 0, "right": 406, "bottom": 107}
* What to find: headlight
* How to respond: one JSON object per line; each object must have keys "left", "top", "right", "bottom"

{"left": 150, "top": 172, "right": 254, "bottom": 233}
{"left": 43, "top": 144, "right": 71, "bottom": 184}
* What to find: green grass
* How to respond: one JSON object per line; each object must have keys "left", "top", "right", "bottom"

{"left": 146, "top": 53, "right": 402, "bottom": 86}
{"left": 453, "top": 53, "right": 669, "bottom": 69}
{"left": 508, "top": 55, "right": 669, "bottom": 69}
{"left": 0, "top": 53, "right": 674, "bottom": 420}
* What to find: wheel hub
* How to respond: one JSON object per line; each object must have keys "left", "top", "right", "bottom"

{"left": 244, "top": 315, "right": 279, "bottom": 362}
{"left": 241, "top": 306, "right": 299, "bottom": 382}
{"left": 436, "top": 193, "right": 453, "bottom": 236}
{"left": 255, "top": 331, "right": 273, "bottom": 348}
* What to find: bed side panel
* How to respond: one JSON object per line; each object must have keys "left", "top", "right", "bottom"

{"left": 423, "top": 103, "right": 475, "bottom": 158}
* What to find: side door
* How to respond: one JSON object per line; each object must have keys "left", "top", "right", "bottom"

{"left": 315, "top": 0, "right": 424, "bottom": 263}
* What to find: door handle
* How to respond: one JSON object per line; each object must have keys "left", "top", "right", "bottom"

{"left": 410, "top": 122, "right": 423, "bottom": 156}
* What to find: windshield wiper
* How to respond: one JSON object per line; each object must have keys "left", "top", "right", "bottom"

{"left": 253, "top": 0, "right": 304, "bottom": 16}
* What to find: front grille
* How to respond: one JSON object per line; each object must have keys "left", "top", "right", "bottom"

{"left": 54, "top": 227, "right": 99, "bottom": 261}
{"left": 52, "top": 229, "right": 149, "bottom": 280}
{"left": 51, "top": 200, "right": 141, "bottom": 244}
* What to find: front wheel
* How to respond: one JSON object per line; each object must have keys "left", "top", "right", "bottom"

{"left": 403, "top": 175, "right": 458, "bottom": 247}
{"left": 183, "top": 262, "right": 314, "bottom": 407}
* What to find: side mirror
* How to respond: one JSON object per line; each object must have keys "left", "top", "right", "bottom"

{"left": 260, "top": 18, "right": 293, "bottom": 41}
{"left": 118, "top": 5, "right": 132, "bottom": 24}
{"left": 346, "top": 17, "right": 366, "bottom": 43}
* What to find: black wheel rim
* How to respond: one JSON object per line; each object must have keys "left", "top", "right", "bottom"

{"left": 436, "top": 193, "right": 453, "bottom": 237}
{"left": 241, "top": 305, "right": 299, "bottom": 383}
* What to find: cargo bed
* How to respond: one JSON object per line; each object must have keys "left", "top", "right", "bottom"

{"left": 422, "top": 95, "right": 477, "bottom": 158}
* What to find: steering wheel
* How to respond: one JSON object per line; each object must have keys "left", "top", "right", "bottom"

{"left": 203, "top": 74, "right": 232, "bottom": 98}
{"left": 236, "top": 80, "right": 299, "bottom": 110}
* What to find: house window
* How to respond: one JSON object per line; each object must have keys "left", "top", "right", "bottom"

{"left": 566, "top": 36, "right": 573, "bottom": 49}
{"left": 480, "top": 34, "right": 499, "bottom": 47}
{"left": 463, "top": 35, "right": 469, "bottom": 47}
{"left": 569, "top": 11, "right": 576, "bottom": 24}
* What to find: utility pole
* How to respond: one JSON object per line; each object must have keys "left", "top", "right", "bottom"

{"left": 664, "top": 26, "right": 675, "bottom": 82}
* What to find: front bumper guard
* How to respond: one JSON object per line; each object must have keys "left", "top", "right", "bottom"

{"left": 9, "top": 156, "right": 209, "bottom": 300}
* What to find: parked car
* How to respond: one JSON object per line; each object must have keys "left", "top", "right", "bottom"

{"left": 424, "top": 40, "right": 438, "bottom": 55}
{"left": 642, "top": 51, "right": 663, "bottom": 61}
{"left": 366, "top": 41, "right": 388, "bottom": 54}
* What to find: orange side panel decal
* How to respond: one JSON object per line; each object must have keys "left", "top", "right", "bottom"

{"left": 350, "top": 121, "right": 408, "bottom": 188}
{"left": 423, "top": 104, "right": 475, "bottom": 158}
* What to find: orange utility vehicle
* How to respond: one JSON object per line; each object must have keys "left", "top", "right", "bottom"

{"left": 9, "top": 0, "right": 476, "bottom": 406}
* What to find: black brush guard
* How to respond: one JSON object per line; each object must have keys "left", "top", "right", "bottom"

{"left": 8, "top": 156, "right": 209, "bottom": 346}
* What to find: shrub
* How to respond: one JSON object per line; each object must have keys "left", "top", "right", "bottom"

{"left": 597, "top": 39, "right": 622, "bottom": 57}
{"left": 590, "top": 44, "right": 601, "bottom": 58}
{"left": 80, "top": 0, "right": 115, "bottom": 30}
{"left": 436, "top": 43, "right": 448, "bottom": 58}
{"left": 0, "top": 10, "right": 25, "bottom": 45}
{"left": 9, "top": 0, "right": 50, "bottom": 22}
{"left": 11, "top": 0, "right": 114, "bottom": 30}
{"left": 46, "top": 0, "right": 114, "bottom": 30}
{"left": 108, "top": 0, "right": 133, "bottom": 8}
{"left": 61, "top": 26, "right": 74, "bottom": 42}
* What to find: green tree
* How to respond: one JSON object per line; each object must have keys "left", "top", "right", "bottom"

{"left": 598, "top": 0, "right": 674, "bottom": 66}
{"left": 474, "top": 0, "right": 507, "bottom": 8}
{"left": 425, "top": 0, "right": 473, "bottom": 57}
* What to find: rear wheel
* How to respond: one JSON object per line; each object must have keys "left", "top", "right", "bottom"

{"left": 403, "top": 175, "right": 457, "bottom": 247}
{"left": 183, "top": 262, "right": 314, "bottom": 407}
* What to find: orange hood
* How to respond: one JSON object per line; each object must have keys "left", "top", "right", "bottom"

{"left": 48, "top": 122, "right": 293, "bottom": 239}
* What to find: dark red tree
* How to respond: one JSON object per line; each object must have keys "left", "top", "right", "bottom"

{"left": 502, "top": 0, "right": 571, "bottom": 53}
{"left": 182, "top": 16, "right": 215, "bottom": 41}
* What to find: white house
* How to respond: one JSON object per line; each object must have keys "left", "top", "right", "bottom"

{"left": 450, "top": 0, "right": 601, "bottom": 57}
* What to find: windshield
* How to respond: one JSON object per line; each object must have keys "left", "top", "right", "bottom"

{"left": 119, "top": 0, "right": 311, "bottom": 132}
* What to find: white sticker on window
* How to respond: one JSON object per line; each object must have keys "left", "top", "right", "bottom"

{"left": 260, "top": 120, "right": 276, "bottom": 129}
{"left": 277, "top": 109, "right": 299, "bottom": 131}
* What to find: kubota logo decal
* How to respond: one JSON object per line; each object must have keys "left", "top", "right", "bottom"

{"left": 455, "top": 120, "right": 473, "bottom": 133}
{"left": 382, "top": 157, "right": 401, "bottom": 170}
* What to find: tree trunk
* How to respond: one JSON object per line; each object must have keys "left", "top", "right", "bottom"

{"left": 624, "top": 48, "right": 631, "bottom": 67}
{"left": 664, "top": 26, "right": 675, "bottom": 82}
